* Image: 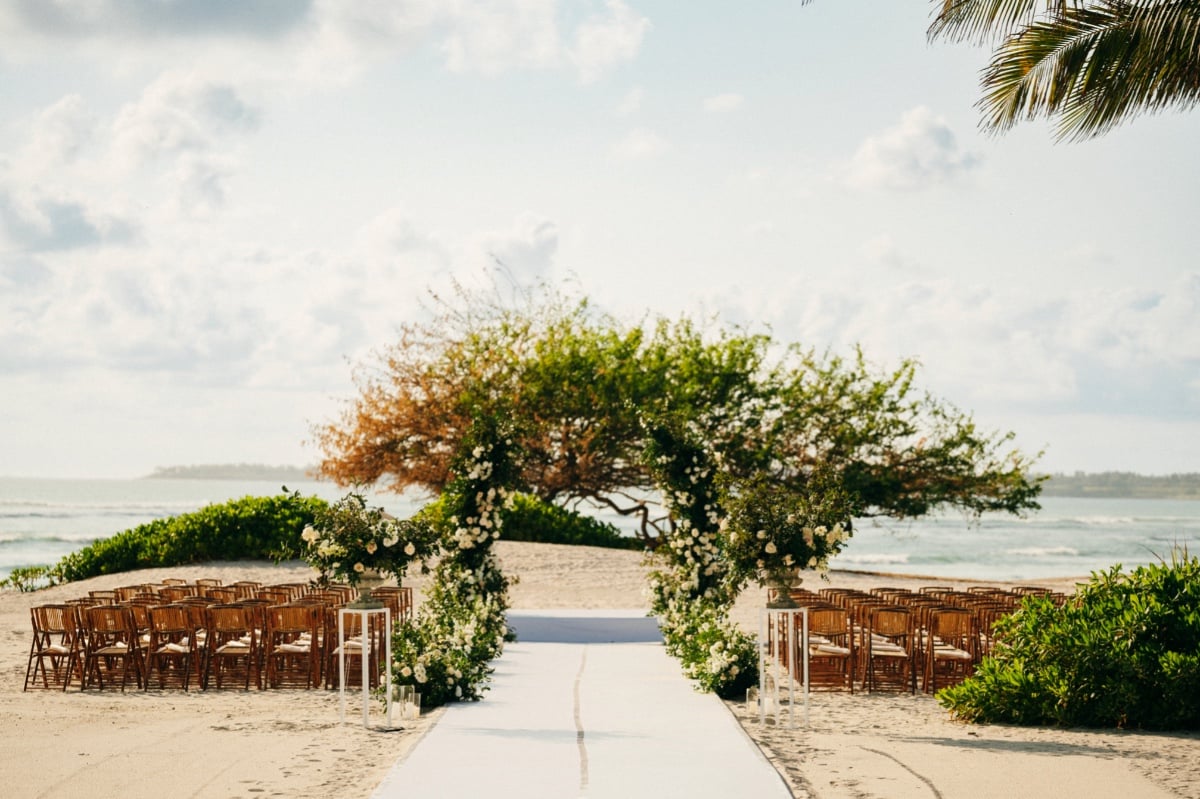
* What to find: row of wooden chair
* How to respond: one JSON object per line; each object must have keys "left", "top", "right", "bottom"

{"left": 765, "top": 583, "right": 1067, "bottom": 694}
{"left": 24, "top": 580, "right": 414, "bottom": 693}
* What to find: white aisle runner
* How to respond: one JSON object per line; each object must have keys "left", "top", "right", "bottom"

{"left": 371, "top": 610, "right": 792, "bottom": 799}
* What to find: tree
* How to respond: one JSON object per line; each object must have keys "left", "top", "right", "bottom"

{"left": 313, "top": 280, "right": 773, "bottom": 538}
{"left": 770, "top": 348, "right": 1042, "bottom": 519}
{"left": 929, "top": 0, "right": 1200, "bottom": 140}
{"left": 313, "top": 280, "right": 1042, "bottom": 545}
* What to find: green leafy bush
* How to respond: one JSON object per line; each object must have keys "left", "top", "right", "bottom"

{"left": 501, "top": 493, "right": 642, "bottom": 550}
{"left": 0, "top": 565, "right": 56, "bottom": 592}
{"left": 939, "top": 551, "right": 1200, "bottom": 729}
{"left": 50, "top": 491, "right": 327, "bottom": 583}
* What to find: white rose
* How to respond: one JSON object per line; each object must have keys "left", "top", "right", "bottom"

{"left": 765, "top": 542, "right": 777, "bottom": 554}
{"left": 404, "top": 542, "right": 417, "bottom": 556}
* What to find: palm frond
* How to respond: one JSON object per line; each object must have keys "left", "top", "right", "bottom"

{"left": 978, "top": 0, "right": 1200, "bottom": 140}
{"left": 928, "top": 0, "right": 1074, "bottom": 44}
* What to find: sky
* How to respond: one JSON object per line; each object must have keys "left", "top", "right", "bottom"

{"left": 1, "top": 1, "right": 1197, "bottom": 480}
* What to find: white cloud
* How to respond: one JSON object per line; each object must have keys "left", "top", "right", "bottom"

{"left": 695, "top": 269, "right": 1200, "bottom": 424}
{"left": 858, "top": 234, "right": 921, "bottom": 274}
{"left": 441, "top": 0, "right": 561, "bottom": 76}
{"left": 308, "top": 0, "right": 441, "bottom": 57}
{"left": 612, "top": 128, "right": 667, "bottom": 160}
{"left": 479, "top": 213, "right": 560, "bottom": 279}
{"left": 170, "top": 154, "right": 236, "bottom": 214}
{"left": 113, "top": 72, "right": 259, "bottom": 164}
{"left": 617, "top": 86, "right": 644, "bottom": 116}
{"left": 744, "top": 220, "right": 776, "bottom": 237}
{"left": 703, "top": 93, "right": 743, "bottom": 113}
{"left": 0, "top": 1, "right": 643, "bottom": 85}
{"left": 0, "top": 0, "right": 310, "bottom": 40}
{"left": 0, "top": 189, "right": 137, "bottom": 252}
{"left": 103, "top": 72, "right": 261, "bottom": 214}
{"left": 845, "top": 106, "right": 980, "bottom": 191}
{"left": 570, "top": 0, "right": 651, "bottom": 83}
{"left": 22, "top": 94, "right": 96, "bottom": 169}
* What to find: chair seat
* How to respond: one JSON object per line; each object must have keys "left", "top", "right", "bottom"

{"left": 276, "top": 643, "right": 311, "bottom": 654}
{"left": 933, "top": 645, "right": 972, "bottom": 660}
{"left": 812, "top": 643, "right": 850, "bottom": 656}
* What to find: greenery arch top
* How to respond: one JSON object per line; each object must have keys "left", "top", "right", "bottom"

{"left": 313, "top": 281, "right": 1043, "bottom": 701}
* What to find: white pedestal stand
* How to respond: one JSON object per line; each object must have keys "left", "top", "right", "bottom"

{"left": 338, "top": 606, "right": 394, "bottom": 729}
{"left": 757, "top": 607, "right": 809, "bottom": 728}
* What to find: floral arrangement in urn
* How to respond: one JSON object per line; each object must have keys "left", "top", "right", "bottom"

{"left": 300, "top": 491, "right": 438, "bottom": 587}
{"left": 723, "top": 470, "right": 853, "bottom": 606}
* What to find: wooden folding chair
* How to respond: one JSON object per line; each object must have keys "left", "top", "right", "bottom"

{"left": 924, "top": 607, "right": 976, "bottom": 693}
{"left": 24, "top": 605, "right": 82, "bottom": 691}
{"left": 862, "top": 606, "right": 915, "bottom": 693}
{"left": 806, "top": 607, "right": 854, "bottom": 692}
{"left": 145, "top": 605, "right": 196, "bottom": 690}
{"left": 264, "top": 604, "right": 321, "bottom": 688}
{"left": 204, "top": 604, "right": 258, "bottom": 690}
{"left": 81, "top": 605, "right": 144, "bottom": 691}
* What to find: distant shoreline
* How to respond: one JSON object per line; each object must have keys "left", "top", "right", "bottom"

{"left": 144, "top": 464, "right": 315, "bottom": 481}
{"left": 142, "top": 465, "right": 1200, "bottom": 501}
{"left": 1038, "top": 471, "right": 1200, "bottom": 501}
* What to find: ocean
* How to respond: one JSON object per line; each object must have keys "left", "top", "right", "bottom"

{"left": 0, "top": 477, "right": 406, "bottom": 581}
{"left": 1, "top": 477, "right": 1198, "bottom": 584}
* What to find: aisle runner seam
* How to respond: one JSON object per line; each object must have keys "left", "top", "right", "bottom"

{"left": 575, "top": 646, "right": 589, "bottom": 792}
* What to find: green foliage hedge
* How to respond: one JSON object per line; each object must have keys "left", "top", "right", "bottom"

{"left": 421, "top": 492, "right": 641, "bottom": 551}
{"left": 51, "top": 492, "right": 328, "bottom": 583}
{"left": 500, "top": 493, "right": 643, "bottom": 550}
{"left": 939, "top": 552, "right": 1200, "bottom": 729}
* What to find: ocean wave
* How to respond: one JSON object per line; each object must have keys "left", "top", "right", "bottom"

{"left": 1068, "top": 515, "right": 1138, "bottom": 526}
{"left": 833, "top": 553, "right": 910, "bottom": 565}
{"left": 0, "top": 499, "right": 196, "bottom": 512}
{"left": 0, "top": 532, "right": 103, "bottom": 545}
{"left": 1005, "top": 546, "right": 1079, "bottom": 557}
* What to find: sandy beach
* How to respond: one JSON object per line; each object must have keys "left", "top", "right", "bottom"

{"left": 3, "top": 541, "right": 1198, "bottom": 798}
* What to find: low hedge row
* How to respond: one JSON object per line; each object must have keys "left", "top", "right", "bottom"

{"left": 500, "top": 493, "right": 643, "bottom": 550}
{"left": 50, "top": 491, "right": 327, "bottom": 583}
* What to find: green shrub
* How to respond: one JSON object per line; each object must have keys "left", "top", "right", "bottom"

{"left": 0, "top": 565, "right": 56, "bottom": 592}
{"left": 50, "top": 491, "right": 327, "bottom": 583}
{"left": 502, "top": 493, "right": 642, "bottom": 550}
{"left": 939, "top": 551, "right": 1200, "bottom": 729}
{"left": 423, "top": 492, "right": 642, "bottom": 550}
